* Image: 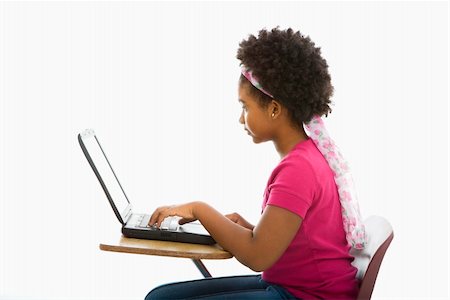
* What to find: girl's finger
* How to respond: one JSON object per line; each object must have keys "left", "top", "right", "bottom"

{"left": 156, "top": 209, "right": 173, "bottom": 228}
{"left": 149, "top": 206, "right": 169, "bottom": 225}
{"left": 179, "top": 218, "right": 195, "bottom": 225}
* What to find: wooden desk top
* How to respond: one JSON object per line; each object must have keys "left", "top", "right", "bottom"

{"left": 100, "top": 236, "right": 233, "bottom": 260}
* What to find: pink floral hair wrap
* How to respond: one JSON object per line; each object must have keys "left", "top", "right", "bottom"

{"left": 241, "top": 67, "right": 274, "bottom": 98}
{"left": 241, "top": 67, "right": 366, "bottom": 249}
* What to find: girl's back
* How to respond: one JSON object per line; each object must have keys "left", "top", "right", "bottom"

{"left": 262, "top": 138, "right": 359, "bottom": 299}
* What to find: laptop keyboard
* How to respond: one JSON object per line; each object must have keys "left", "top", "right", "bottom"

{"left": 134, "top": 214, "right": 180, "bottom": 231}
{"left": 135, "top": 214, "right": 154, "bottom": 228}
{"left": 160, "top": 216, "right": 181, "bottom": 231}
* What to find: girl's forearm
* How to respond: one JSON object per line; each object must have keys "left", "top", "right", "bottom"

{"left": 192, "top": 201, "right": 261, "bottom": 270}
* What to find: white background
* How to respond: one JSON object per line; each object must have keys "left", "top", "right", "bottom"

{"left": 0, "top": 1, "right": 448, "bottom": 299}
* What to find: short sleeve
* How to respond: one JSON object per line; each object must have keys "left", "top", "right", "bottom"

{"left": 266, "top": 160, "right": 317, "bottom": 219}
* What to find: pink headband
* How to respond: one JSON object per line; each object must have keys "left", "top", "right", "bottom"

{"left": 241, "top": 67, "right": 366, "bottom": 249}
{"left": 241, "top": 67, "right": 274, "bottom": 98}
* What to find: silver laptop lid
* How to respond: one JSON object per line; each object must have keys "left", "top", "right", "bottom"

{"left": 78, "top": 129, "right": 132, "bottom": 224}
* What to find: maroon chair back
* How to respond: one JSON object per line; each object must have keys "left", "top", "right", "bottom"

{"left": 357, "top": 231, "right": 394, "bottom": 300}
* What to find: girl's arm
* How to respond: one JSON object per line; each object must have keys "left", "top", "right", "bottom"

{"left": 149, "top": 201, "right": 302, "bottom": 272}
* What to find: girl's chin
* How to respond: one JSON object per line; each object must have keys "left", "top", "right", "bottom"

{"left": 250, "top": 135, "right": 264, "bottom": 144}
{"left": 245, "top": 131, "right": 266, "bottom": 144}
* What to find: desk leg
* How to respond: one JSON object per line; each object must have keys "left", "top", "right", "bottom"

{"left": 192, "top": 259, "right": 212, "bottom": 278}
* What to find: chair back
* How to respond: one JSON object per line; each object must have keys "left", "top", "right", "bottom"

{"left": 350, "top": 216, "right": 394, "bottom": 300}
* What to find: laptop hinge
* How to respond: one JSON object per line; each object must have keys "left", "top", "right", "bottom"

{"left": 123, "top": 205, "right": 133, "bottom": 224}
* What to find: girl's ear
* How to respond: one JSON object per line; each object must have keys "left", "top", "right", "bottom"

{"left": 269, "top": 100, "right": 282, "bottom": 119}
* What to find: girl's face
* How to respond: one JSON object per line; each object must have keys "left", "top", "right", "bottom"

{"left": 238, "top": 83, "right": 275, "bottom": 144}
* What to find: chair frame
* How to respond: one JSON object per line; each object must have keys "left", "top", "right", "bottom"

{"left": 356, "top": 231, "right": 394, "bottom": 300}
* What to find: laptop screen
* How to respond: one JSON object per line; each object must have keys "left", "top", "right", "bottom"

{"left": 80, "top": 130, "right": 131, "bottom": 223}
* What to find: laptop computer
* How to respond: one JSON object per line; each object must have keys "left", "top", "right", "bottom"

{"left": 78, "top": 129, "right": 215, "bottom": 245}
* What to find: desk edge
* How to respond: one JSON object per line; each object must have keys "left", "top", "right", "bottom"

{"left": 99, "top": 243, "right": 233, "bottom": 260}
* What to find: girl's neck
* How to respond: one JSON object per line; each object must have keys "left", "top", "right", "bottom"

{"left": 273, "top": 126, "right": 309, "bottom": 159}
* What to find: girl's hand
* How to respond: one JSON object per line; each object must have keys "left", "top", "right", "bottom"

{"left": 225, "top": 212, "right": 255, "bottom": 230}
{"left": 148, "top": 202, "right": 199, "bottom": 227}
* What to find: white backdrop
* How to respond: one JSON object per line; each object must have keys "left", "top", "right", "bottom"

{"left": 0, "top": 1, "right": 448, "bottom": 299}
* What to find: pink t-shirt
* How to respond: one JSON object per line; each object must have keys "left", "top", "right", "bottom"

{"left": 262, "top": 139, "right": 359, "bottom": 299}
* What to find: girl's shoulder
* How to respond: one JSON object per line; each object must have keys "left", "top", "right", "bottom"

{"left": 274, "top": 139, "right": 334, "bottom": 184}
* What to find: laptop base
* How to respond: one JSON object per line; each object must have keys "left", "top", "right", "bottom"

{"left": 122, "top": 227, "right": 216, "bottom": 245}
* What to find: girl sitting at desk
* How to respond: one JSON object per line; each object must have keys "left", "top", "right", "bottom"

{"left": 146, "top": 27, "right": 365, "bottom": 300}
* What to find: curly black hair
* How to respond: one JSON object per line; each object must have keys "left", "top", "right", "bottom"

{"left": 237, "top": 27, "right": 333, "bottom": 126}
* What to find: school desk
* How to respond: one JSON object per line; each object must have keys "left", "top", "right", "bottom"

{"left": 100, "top": 236, "right": 233, "bottom": 278}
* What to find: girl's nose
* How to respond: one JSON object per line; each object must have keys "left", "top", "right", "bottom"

{"left": 239, "top": 111, "right": 245, "bottom": 124}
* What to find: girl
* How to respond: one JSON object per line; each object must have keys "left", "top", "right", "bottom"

{"left": 146, "top": 27, "right": 364, "bottom": 300}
